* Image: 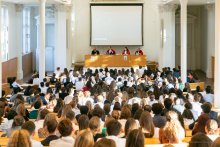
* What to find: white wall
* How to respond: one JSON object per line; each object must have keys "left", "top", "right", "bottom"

{"left": 70, "top": 0, "right": 161, "bottom": 63}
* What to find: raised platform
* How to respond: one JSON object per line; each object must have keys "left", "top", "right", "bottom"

{"left": 85, "top": 55, "right": 147, "bottom": 67}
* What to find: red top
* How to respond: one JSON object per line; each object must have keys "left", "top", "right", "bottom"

{"left": 122, "top": 49, "right": 130, "bottom": 55}
{"left": 135, "top": 49, "right": 143, "bottom": 55}
{"left": 106, "top": 49, "right": 116, "bottom": 55}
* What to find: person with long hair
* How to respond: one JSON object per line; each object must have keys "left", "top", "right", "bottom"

{"left": 7, "top": 130, "right": 32, "bottom": 147}
{"left": 125, "top": 129, "right": 145, "bottom": 147}
{"left": 159, "top": 111, "right": 185, "bottom": 144}
{"left": 139, "top": 111, "right": 155, "bottom": 138}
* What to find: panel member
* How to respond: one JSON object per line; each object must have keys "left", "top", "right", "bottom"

{"left": 122, "top": 47, "right": 130, "bottom": 55}
{"left": 135, "top": 48, "right": 143, "bottom": 55}
{"left": 106, "top": 46, "right": 116, "bottom": 55}
{"left": 91, "top": 48, "right": 100, "bottom": 55}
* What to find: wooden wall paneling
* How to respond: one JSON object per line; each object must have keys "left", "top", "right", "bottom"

{"left": 22, "top": 52, "right": 33, "bottom": 77}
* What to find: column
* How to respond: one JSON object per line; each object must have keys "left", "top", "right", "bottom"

{"left": 39, "top": 0, "right": 46, "bottom": 81}
{"left": 214, "top": 1, "right": 220, "bottom": 108}
{"left": 180, "top": 0, "right": 188, "bottom": 84}
{"left": 54, "top": 5, "right": 68, "bottom": 70}
{"left": 16, "top": 4, "right": 23, "bottom": 80}
{"left": 205, "top": 4, "right": 215, "bottom": 78}
{"left": 0, "top": 0, "right": 2, "bottom": 97}
{"left": 159, "top": 4, "right": 178, "bottom": 70}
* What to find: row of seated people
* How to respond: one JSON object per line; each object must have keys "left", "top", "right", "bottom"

{"left": 0, "top": 66, "right": 216, "bottom": 147}
{"left": 91, "top": 47, "right": 144, "bottom": 55}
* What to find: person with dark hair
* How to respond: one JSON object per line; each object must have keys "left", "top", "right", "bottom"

{"left": 106, "top": 119, "right": 125, "bottom": 147}
{"left": 29, "top": 100, "right": 42, "bottom": 119}
{"left": 91, "top": 48, "right": 100, "bottom": 55}
{"left": 203, "top": 86, "right": 214, "bottom": 104}
{"left": 189, "top": 132, "right": 213, "bottom": 147}
{"left": 106, "top": 46, "right": 116, "bottom": 55}
{"left": 50, "top": 119, "right": 74, "bottom": 147}
{"left": 125, "top": 129, "right": 145, "bottom": 147}
{"left": 135, "top": 48, "right": 143, "bottom": 55}
{"left": 41, "top": 120, "right": 59, "bottom": 146}
{"left": 22, "top": 121, "right": 43, "bottom": 147}
{"left": 152, "top": 103, "right": 166, "bottom": 128}
{"left": 122, "top": 47, "right": 130, "bottom": 55}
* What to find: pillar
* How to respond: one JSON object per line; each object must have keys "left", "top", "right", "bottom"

{"left": 159, "top": 4, "right": 178, "bottom": 70}
{"left": 0, "top": 0, "right": 2, "bottom": 97}
{"left": 16, "top": 4, "right": 23, "bottom": 80}
{"left": 214, "top": 0, "right": 220, "bottom": 108}
{"left": 180, "top": 0, "right": 188, "bottom": 84}
{"left": 205, "top": 4, "right": 215, "bottom": 78}
{"left": 39, "top": 0, "right": 46, "bottom": 81}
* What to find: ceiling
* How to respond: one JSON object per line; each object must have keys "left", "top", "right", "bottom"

{"left": 2, "top": 0, "right": 71, "bottom": 5}
{"left": 1, "top": 0, "right": 215, "bottom": 5}
{"left": 163, "top": 0, "right": 215, "bottom": 5}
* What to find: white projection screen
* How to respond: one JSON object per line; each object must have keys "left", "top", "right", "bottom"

{"left": 91, "top": 4, "right": 143, "bottom": 46}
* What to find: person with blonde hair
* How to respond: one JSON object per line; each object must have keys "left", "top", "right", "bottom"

{"left": 159, "top": 111, "right": 185, "bottom": 144}
{"left": 74, "top": 130, "right": 94, "bottom": 147}
{"left": 205, "top": 119, "right": 219, "bottom": 141}
{"left": 7, "top": 129, "right": 32, "bottom": 147}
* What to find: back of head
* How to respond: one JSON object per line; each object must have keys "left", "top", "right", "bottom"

{"left": 22, "top": 121, "right": 36, "bottom": 135}
{"left": 12, "top": 115, "right": 25, "bottom": 128}
{"left": 189, "top": 132, "right": 213, "bottom": 147}
{"left": 80, "top": 106, "right": 89, "bottom": 115}
{"left": 89, "top": 116, "right": 101, "bottom": 132}
{"left": 38, "top": 109, "right": 50, "bottom": 120}
{"left": 164, "top": 98, "right": 173, "bottom": 109}
{"left": 74, "top": 130, "right": 94, "bottom": 147}
{"left": 7, "top": 130, "right": 31, "bottom": 147}
{"left": 126, "top": 129, "right": 145, "bottom": 147}
{"left": 206, "top": 119, "right": 218, "bottom": 135}
{"left": 125, "top": 118, "right": 138, "bottom": 137}
{"left": 106, "top": 119, "right": 122, "bottom": 136}
{"left": 58, "top": 119, "right": 73, "bottom": 137}
{"left": 34, "top": 100, "right": 42, "bottom": 109}
{"left": 152, "top": 103, "right": 163, "bottom": 115}
{"left": 202, "top": 102, "right": 212, "bottom": 113}
{"left": 139, "top": 111, "right": 154, "bottom": 137}
{"left": 78, "top": 114, "right": 89, "bottom": 131}
{"left": 94, "top": 138, "right": 116, "bottom": 147}
{"left": 45, "top": 119, "right": 58, "bottom": 134}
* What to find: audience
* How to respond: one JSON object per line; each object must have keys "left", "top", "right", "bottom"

{"left": 1, "top": 66, "right": 220, "bottom": 147}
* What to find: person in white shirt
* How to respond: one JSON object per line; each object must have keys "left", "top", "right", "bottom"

{"left": 55, "top": 67, "right": 62, "bottom": 79}
{"left": 105, "top": 120, "right": 126, "bottom": 147}
{"left": 22, "top": 121, "right": 43, "bottom": 147}
{"left": 64, "top": 88, "right": 74, "bottom": 105}
{"left": 75, "top": 77, "right": 84, "bottom": 91}
{"left": 203, "top": 86, "right": 214, "bottom": 105}
{"left": 191, "top": 94, "right": 202, "bottom": 116}
{"left": 50, "top": 119, "right": 75, "bottom": 147}
{"left": 105, "top": 72, "right": 114, "bottom": 86}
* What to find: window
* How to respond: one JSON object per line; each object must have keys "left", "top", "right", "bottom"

{"left": 23, "top": 7, "right": 30, "bottom": 54}
{"left": 1, "top": 6, "right": 9, "bottom": 61}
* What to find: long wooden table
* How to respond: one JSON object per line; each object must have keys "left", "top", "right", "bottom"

{"left": 85, "top": 55, "right": 147, "bottom": 67}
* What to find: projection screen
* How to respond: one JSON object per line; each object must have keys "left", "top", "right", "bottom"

{"left": 90, "top": 4, "right": 143, "bottom": 46}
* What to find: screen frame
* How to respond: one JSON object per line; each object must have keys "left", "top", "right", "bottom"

{"left": 90, "top": 3, "right": 144, "bottom": 46}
